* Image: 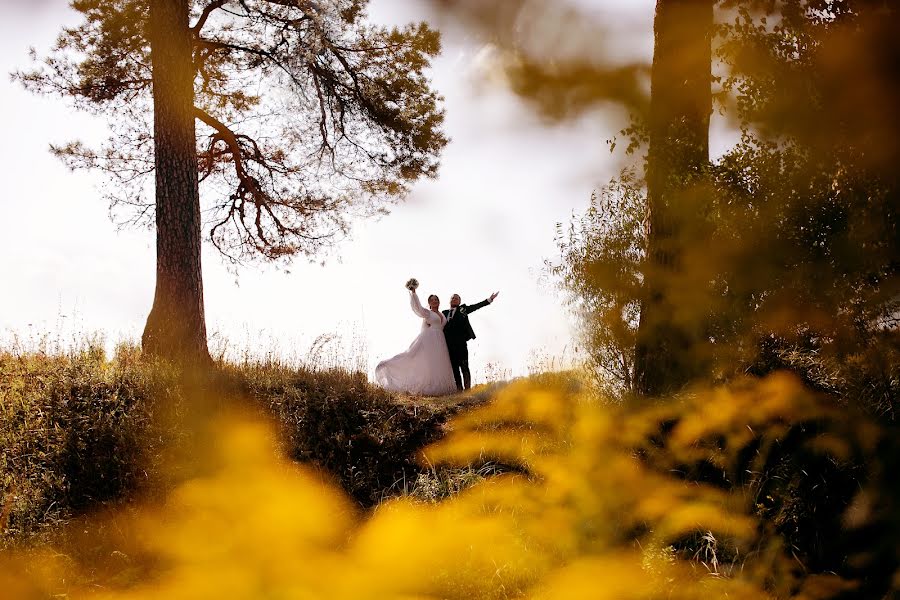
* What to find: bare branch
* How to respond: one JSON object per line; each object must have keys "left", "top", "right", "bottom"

{"left": 194, "top": 106, "right": 261, "bottom": 198}
{"left": 191, "top": 0, "right": 230, "bottom": 36}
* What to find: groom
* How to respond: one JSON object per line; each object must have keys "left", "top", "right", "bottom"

{"left": 443, "top": 291, "right": 499, "bottom": 390}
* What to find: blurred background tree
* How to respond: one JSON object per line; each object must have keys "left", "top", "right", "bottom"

{"left": 16, "top": 0, "right": 447, "bottom": 363}
{"left": 548, "top": 0, "right": 899, "bottom": 414}
{"left": 711, "top": 0, "right": 900, "bottom": 418}
{"left": 544, "top": 4, "right": 900, "bottom": 586}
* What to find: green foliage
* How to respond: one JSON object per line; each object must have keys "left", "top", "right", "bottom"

{"left": 713, "top": 0, "right": 899, "bottom": 334}
{"left": 547, "top": 169, "right": 645, "bottom": 397}
{"left": 703, "top": 2, "right": 900, "bottom": 420}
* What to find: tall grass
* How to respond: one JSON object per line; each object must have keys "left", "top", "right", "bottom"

{"left": 2, "top": 372, "right": 895, "bottom": 598}
{"left": 0, "top": 338, "right": 489, "bottom": 547}
{"left": 0, "top": 343, "right": 182, "bottom": 543}
{"left": 2, "top": 334, "right": 896, "bottom": 599}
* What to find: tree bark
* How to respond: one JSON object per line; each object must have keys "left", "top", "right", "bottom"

{"left": 634, "top": 0, "right": 713, "bottom": 396}
{"left": 141, "top": 0, "right": 210, "bottom": 365}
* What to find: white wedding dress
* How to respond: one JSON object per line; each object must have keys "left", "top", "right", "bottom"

{"left": 375, "top": 291, "right": 458, "bottom": 396}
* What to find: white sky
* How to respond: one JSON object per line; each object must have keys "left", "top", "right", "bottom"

{"left": 0, "top": 0, "right": 664, "bottom": 382}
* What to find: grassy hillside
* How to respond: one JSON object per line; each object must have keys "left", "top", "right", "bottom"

{"left": 2, "top": 345, "right": 897, "bottom": 598}
{"left": 0, "top": 343, "right": 494, "bottom": 546}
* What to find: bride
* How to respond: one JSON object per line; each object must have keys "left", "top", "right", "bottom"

{"left": 375, "top": 279, "right": 457, "bottom": 396}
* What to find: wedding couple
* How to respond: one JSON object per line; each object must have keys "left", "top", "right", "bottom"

{"left": 375, "top": 278, "right": 499, "bottom": 396}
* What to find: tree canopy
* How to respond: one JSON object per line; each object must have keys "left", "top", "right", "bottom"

{"left": 17, "top": 0, "right": 447, "bottom": 263}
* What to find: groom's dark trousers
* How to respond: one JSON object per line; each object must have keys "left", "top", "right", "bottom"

{"left": 446, "top": 339, "right": 470, "bottom": 391}
{"left": 443, "top": 298, "right": 491, "bottom": 390}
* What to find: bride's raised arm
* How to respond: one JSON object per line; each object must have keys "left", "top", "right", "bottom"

{"left": 409, "top": 290, "right": 430, "bottom": 319}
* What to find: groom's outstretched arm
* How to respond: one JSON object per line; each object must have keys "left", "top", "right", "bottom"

{"left": 466, "top": 291, "right": 499, "bottom": 314}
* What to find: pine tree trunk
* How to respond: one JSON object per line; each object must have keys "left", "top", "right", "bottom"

{"left": 634, "top": 0, "right": 713, "bottom": 396}
{"left": 141, "top": 0, "right": 210, "bottom": 365}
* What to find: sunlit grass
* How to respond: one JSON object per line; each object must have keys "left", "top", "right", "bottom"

{"left": 3, "top": 358, "right": 882, "bottom": 599}
{"left": 1, "top": 344, "right": 895, "bottom": 599}
{"left": 0, "top": 339, "right": 489, "bottom": 546}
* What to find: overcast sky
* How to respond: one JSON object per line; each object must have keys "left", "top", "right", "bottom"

{"left": 0, "top": 0, "right": 662, "bottom": 381}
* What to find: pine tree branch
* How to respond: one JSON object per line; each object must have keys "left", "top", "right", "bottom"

{"left": 194, "top": 106, "right": 260, "bottom": 195}
{"left": 195, "top": 106, "right": 321, "bottom": 255}
{"left": 191, "top": 0, "right": 229, "bottom": 36}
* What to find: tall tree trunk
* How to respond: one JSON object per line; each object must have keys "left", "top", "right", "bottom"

{"left": 141, "top": 0, "right": 210, "bottom": 365}
{"left": 634, "top": 0, "right": 713, "bottom": 396}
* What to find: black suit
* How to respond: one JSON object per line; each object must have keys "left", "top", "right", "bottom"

{"left": 442, "top": 298, "right": 491, "bottom": 390}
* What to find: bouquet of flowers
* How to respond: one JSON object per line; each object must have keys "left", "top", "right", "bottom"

{"left": 405, "top": 277, "right": 419, "bottom": 291}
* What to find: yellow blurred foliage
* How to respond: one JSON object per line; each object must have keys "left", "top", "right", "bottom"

{"left": 3, "top": 373, "right": 877, "bottom": 599}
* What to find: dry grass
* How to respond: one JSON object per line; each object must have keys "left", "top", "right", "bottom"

{"left": 2, "top": 342, "right": 897, "bottom": 599}
{"left": 0, "top": 343, "right": 182, "bottom": 545}
{"left": 0, "top": 341, "right": 495, "bottom": 547}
